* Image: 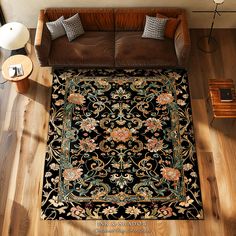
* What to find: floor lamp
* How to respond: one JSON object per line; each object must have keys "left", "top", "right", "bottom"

{"left": 194, "top": 0, "right": 224, "bottom": 53}
{"left": 0, "top": 22, "right": 29, "bottom": 55}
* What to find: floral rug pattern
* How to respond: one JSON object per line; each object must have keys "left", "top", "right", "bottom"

{"left": 41, "top": 69, "right": 203, "bottom": 220}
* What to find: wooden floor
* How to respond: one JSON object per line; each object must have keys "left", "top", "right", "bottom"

{"left": 0, "top": 29, "right": 236, "bottom": 236}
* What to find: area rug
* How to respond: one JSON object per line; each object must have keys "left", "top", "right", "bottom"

{"left": 41, "top": 68, "right": 203, "bottom": 220}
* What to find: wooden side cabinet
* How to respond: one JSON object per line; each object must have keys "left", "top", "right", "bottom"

{"left": 208, "top": 79, "right": 236, "bottom": 125}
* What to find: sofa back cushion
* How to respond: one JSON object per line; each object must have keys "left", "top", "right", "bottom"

{"left": 115, "top": 8, "right": 184, "bottom": 31}
{"left": 45, "top": 8, "right": 114, "bottom": 31}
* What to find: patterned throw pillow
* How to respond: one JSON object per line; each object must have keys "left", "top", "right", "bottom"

{"left": 142, "top": 15, "right": 167, "bottom": 40}
{"left": 62, "top": 13, "right": 84, "bottom": 42}
{"left": 46, "top": 16, "right": 66, "bottom": 40}
{"left": 156, "top": 13, "right": 180, "bottom": 39}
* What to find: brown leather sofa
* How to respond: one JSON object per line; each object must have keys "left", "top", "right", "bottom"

{"left": 35, "top": 8, "right": 190, "bottom": 68}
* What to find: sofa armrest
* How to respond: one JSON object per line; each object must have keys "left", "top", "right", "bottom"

{"left": 174, "top": 12, "right": 191, "bottom": 67}
{"left": 34, "top": 10, "right": 51, "bottom": 66}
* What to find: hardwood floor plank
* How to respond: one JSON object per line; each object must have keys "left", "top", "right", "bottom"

{"left": 217, "top": 29, "right": 236, "bottom": 81}
{"left": 188, "top": 30, "right": 205, "bottom": 99}
{"left": 0, "top": 131, "right": 17, "bottom": 236}
{"left": 209, "top": 125, "right": 236, "bottom": 236}
{"left": 197, "top": 151, "right": 224, "bottom": 236}
{"left": 191, "top": 99, "right": 212, "bottom": 152}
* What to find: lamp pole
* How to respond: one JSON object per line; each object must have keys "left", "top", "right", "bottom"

{"left": 192, "top": 0, "right": 225, "bottom": 53}
{"left": 208, "top": 3, "right": 221, "bottom": 44}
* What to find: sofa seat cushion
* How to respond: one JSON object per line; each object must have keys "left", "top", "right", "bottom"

{"left": 115, "top": 31, "right": 178, "bottom": 68}
{"left": 49, "top": 31, "right": 114, "bottom": 67}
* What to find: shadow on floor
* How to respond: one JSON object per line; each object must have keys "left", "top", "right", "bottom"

{"left": 26, "top": 78, "right": 52, "bottom": 109}
{"left": 8, "top": 201, "right": 30, "bottom": 236}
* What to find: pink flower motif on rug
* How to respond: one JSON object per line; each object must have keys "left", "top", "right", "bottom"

{"left": 63, "top": 168, "right": 83, "bottom": 181}
{"left": 161, "top": 167, "right": 180, "bottom": 181}
{"left": 80, "top": 118, "right": 98, "bottom": 132}
{"left": 110, "top": 127, "right": 132, "bottom": 142}
{"left": 70, "top": 206, "right": 86, "bottom": 219}
{"left": 146, "top": 138, "right": 163, "bottom": 152}
{"left": 79, "top": 138, "right": 97, "bottom": 152}
{"left": 156, "top": 93, "right": 174, "bottom": 105}
{"left": 144, "top": 118, "right": 162, "bottom": 132}
{"left": 158, "top": 206, "right": 173, "bottom": 217}
{"left": 68, "top": 93, "right": 85, "bottom": 105}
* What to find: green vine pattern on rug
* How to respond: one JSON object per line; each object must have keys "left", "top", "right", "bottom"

{"left": 41, "top": 69, "right": 203, "bottom": 220}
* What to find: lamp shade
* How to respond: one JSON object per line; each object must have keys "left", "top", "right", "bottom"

{"left": 0, "top": 22, "right": 29, "bottom": 50}
{"left": 214, "top": 0, "right": 224, "bottom": 4}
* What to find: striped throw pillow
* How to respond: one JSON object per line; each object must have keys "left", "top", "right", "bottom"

{"left": 142, "top": 15, "right": 167, "bottom": 40}
{"left": 46, "top": 16, "right": 66, "bottom": 40}
{"left": 62, "top": 13, "right": 84, "bottom": 42}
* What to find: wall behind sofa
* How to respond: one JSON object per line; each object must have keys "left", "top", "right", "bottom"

{"left": 1, "top": 0, "right": 236, "bottom": 28}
